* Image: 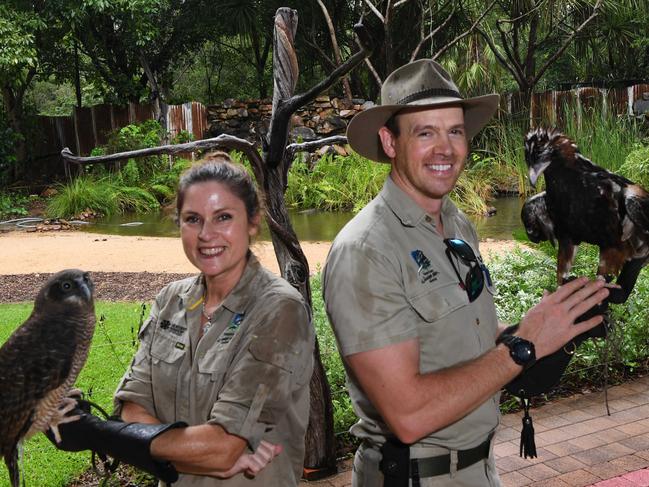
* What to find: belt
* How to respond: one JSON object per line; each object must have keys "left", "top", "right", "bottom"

{"left": 411, "top": 433, "right": 493, "bottom": 480}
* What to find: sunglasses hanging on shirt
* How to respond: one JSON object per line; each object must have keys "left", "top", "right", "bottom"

{"left": 444, "top": 238, "right": 492, "bottom": 302}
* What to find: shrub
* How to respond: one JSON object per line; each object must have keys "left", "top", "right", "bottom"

{"left": 46, "top": 176, "right": 159, "bottom": 218}
{"left": 619, "top": 144, "right": 649, "bottom": 188}
{"left": 0, "top": 191, "right": 29, "bottom": 219}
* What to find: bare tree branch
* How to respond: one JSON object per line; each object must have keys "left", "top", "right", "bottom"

{"left": 411, "top": 6, "right": 455, "bottom": 62}
{"left": 364, "top": 0, "right": 385, "bottom": 22}
{"left": 476, "top": 26, "right": 521, "bottom": 84}
{"left": 497, "top": 0, "right": 548, "bottom": 24}
{"left": 433, "top": 0, "right": 496, "bottom": 60}
{"left": 285, "top": 135, "right": 348, "bottom": 162}
{"left": 316, "top": 0, "right": 353, "bottom": 100}
{"left": 532, "top": 0, "right": 602, "bottom": 85}
{"left": 60, "top": 135, "right": 265, "bottom": 183}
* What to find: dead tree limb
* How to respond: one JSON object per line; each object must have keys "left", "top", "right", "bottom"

{"left": 265, "top": 21, "right": 372, "bottom": 169}
{"left": 316, "top": 0, "right": 353, "bottom": 101}
{"left": 285, "top": 135, "right": 348, "bottom": 162}
{"left": 61, "top": 135, "right": 266, "bottom": 187}
{"left": 260, "top": 8, "right": 373, "bottom": 475}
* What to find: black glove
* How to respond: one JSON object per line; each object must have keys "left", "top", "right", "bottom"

{"left": 46, "top": 399, "right": 186, "bottom": 484}
{"left": 500, "top": 298, "right": 610, "bottom": 398}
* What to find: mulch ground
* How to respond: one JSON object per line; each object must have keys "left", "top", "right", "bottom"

{"left": 0, "top": 272, "right": 194, "bottom": 304}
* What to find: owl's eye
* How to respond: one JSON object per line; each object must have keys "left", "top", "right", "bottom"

{"left": 62, "top": 281, "right": 72, "bottom": 291}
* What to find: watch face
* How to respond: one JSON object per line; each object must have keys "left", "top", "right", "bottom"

{"left": 513, "top": 340, "right": 534, "bottom": 363}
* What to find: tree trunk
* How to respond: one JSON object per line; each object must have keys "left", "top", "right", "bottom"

{"left": 316, "top": 0, "right": 353, "bottom": 101}
{"left": 262, "top": 7, "right": 337, "bottom": 474}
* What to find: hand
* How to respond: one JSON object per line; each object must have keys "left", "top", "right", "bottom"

{"left": 516, "top": 276, "right": 609, "bottom": 359}
{"left": 213, "top": 441, "right": 282, "bottom": 479}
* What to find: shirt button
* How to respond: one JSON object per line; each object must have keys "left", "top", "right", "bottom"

{"left": 425, "top": 215, "right": 432, "bottom": 223}
{"left": 476, "top": 318, "right": 480, "bottom": 326}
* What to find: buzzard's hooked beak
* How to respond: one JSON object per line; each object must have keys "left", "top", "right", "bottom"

{"left": 528, "top": 161, "right": 550, "bottom": 188}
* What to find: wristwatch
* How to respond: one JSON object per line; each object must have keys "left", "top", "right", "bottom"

{"left": 498, "top": 334, "right": 536, "bottom": 370}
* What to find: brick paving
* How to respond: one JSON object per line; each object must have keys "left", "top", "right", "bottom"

{"left": 301, "top": 375, "right": 649, "bottom": 486}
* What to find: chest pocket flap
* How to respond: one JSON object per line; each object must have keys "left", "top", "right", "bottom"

{"left": 197, "top": 344, "right": 228, "bottom": 381}
{"left": 150, "top": 332, "right": 186, "bottom": 365}
{"left": 407, "top": 281, "right": 468, "bottom": 323}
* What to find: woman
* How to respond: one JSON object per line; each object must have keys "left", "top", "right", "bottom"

{"left": 114, "top": 152, "right": 315, "bottom": 485}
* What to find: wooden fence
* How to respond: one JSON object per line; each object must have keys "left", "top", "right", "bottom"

{"left": 26, "top": 83, "right": 649, "bottom": 182}
{"left": 30, "top": 101, "right": 207, "bottom": 181}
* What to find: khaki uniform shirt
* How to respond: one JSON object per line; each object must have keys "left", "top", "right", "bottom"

{"left": 115, "top": 254, "right": 314, "bottom": 486}
{"left": 322, "top": 177, "right": 500, "bottom": 451}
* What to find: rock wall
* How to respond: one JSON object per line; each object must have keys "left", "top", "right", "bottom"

{"left": 206, "top": 95, "right": 374, "bottom": 145}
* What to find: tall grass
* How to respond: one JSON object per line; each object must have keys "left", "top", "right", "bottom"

{"left": 285, "top": 151, "right": 507, "bottom": 216}
{"left": 561, "top": 105, "right": 643, "bottom": 172}
{"left": 479, "top": 106, "right": 646, "bottom": 197}
{"left": 46, "top": 176, "right": 160, "bottom": 218}
{"left": 285, "top": 153, "right": 390, "bottom": 212}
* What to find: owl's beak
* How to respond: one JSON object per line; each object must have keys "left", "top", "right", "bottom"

{"left": 79, "top": 273, "right": 94, "bottom": 301}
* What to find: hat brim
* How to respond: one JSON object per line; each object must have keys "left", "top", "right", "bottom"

{"left": 346, "top": 94, "right": 500, "bottom": 163}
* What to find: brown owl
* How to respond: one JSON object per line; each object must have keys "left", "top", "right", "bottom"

{"left": 0, "top": 269, "right": 96, "bottom": 487}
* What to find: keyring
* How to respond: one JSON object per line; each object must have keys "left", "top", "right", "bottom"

{"left": 563, "top": 341, "right": 576, "bottom": 355}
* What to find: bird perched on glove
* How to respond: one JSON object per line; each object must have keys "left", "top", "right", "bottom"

{"left": 0, "top": 269, "right": 95, "bottom": 487}
{"left": 523, "top": 127, "right": 649, "bottom": 303}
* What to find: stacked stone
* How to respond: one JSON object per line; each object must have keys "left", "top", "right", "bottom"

{"left": 206, "top": 95, "right": 375, "bottom": 159}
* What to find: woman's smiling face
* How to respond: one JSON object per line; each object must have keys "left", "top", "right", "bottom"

{"left": 179, "top": 181, "right": 259, "bottom": 285}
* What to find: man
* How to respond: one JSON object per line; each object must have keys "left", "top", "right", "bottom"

{"left": 322, "top": 59, "right": 609, "bottom": 486}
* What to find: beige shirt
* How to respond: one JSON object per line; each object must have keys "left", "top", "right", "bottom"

{"left": 322, "top": 176, "right": 500, "bottom": 451}
{"left": 115, "top": 254, "right": 314, "bottom": 486}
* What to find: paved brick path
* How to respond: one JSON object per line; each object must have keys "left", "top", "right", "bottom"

{"left": 301, "top": 375, "right": 649, "bottom": 486}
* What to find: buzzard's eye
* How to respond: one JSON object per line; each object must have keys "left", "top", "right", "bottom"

{"left": 62, "top": 281, "right": 72, "bottom": 291}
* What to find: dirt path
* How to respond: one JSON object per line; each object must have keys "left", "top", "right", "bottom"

{"left": 0, "top": 231, "right": 520, "bottom": 275}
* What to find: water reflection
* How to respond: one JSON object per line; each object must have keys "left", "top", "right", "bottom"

{"left": 82, "top": 196, "right": 524, "bottom": 242}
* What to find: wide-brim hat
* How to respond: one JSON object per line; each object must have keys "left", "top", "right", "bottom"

{"left": 347, "top": 59, "right": 500, "bottom": 163}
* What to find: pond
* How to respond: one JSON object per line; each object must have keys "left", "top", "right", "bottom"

{"left": 81, "top": 196, "right": 524, "bottom": 241}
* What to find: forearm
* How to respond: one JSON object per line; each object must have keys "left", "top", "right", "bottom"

{"left": 397, "top": 345, "right": 521, "bottom": 441}
{"left": 150, "top": 424, "right": 247, "bottom": 475}
{"left": 121, "top": 401, "right": 247, "bottom": 475}
{"left": 348, "top": 339, "right": 522, "bottom": 444}
{"left": 120, "top": 401, "right": 160, "bottom": 424}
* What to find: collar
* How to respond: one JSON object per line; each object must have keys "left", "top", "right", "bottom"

{"left": 380, "top": 175, "right": 459, "bottom": 227}
{"left": 180, "top": 253, "right": 261, "bottom": 316}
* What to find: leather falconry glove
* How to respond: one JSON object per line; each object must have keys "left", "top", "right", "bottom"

{"left": 45, "top": 399, "right": 186, "bottom": 484}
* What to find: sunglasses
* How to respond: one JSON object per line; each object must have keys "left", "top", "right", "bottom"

{"left": 444, "top": 238, "right": 492, "bottom": 302}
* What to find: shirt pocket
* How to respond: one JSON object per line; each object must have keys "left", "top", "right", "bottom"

{"left": 197, "top": 344, "right": 228, "bottom": 382}
{"left": 407, "top": 281, "right": 477, "bottom": 372}
{"left": 150, "top": 332, "right": 186, "bottom": 367}
{"left": 407, "top": 280, "right": 468, "bottom": 323}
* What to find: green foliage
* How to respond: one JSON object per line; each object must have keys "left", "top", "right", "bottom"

{"left": 489, "top": 243, "right": 649, "bottom": 386}
{"left": 0, "top": 191, "right": 29, "bottom": 219}
{"left": 560, "top": 104, "right": 643, "bottom": 173}
{"left": 284, "top": 150, "right": 515, "bottom": 216}
{"left": 311, "top": 273, "right": 356, "bottom": 435}
{"left": 48, "top": 121, "right": 192, "bottom": 218}
{"left": 0, "top": 5, "right": 44, "bottom": 85}
{"left": 619, "top": 144, "right": 649, "bottom": 188}
{"left": 46, "top": 175, "right": 116, "bottom": 217}
{"left": 46, "top": 175, "right": 159, "bottom": 218}
{"left": 285, "top": 153, "right": 390, "bottom": 212}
